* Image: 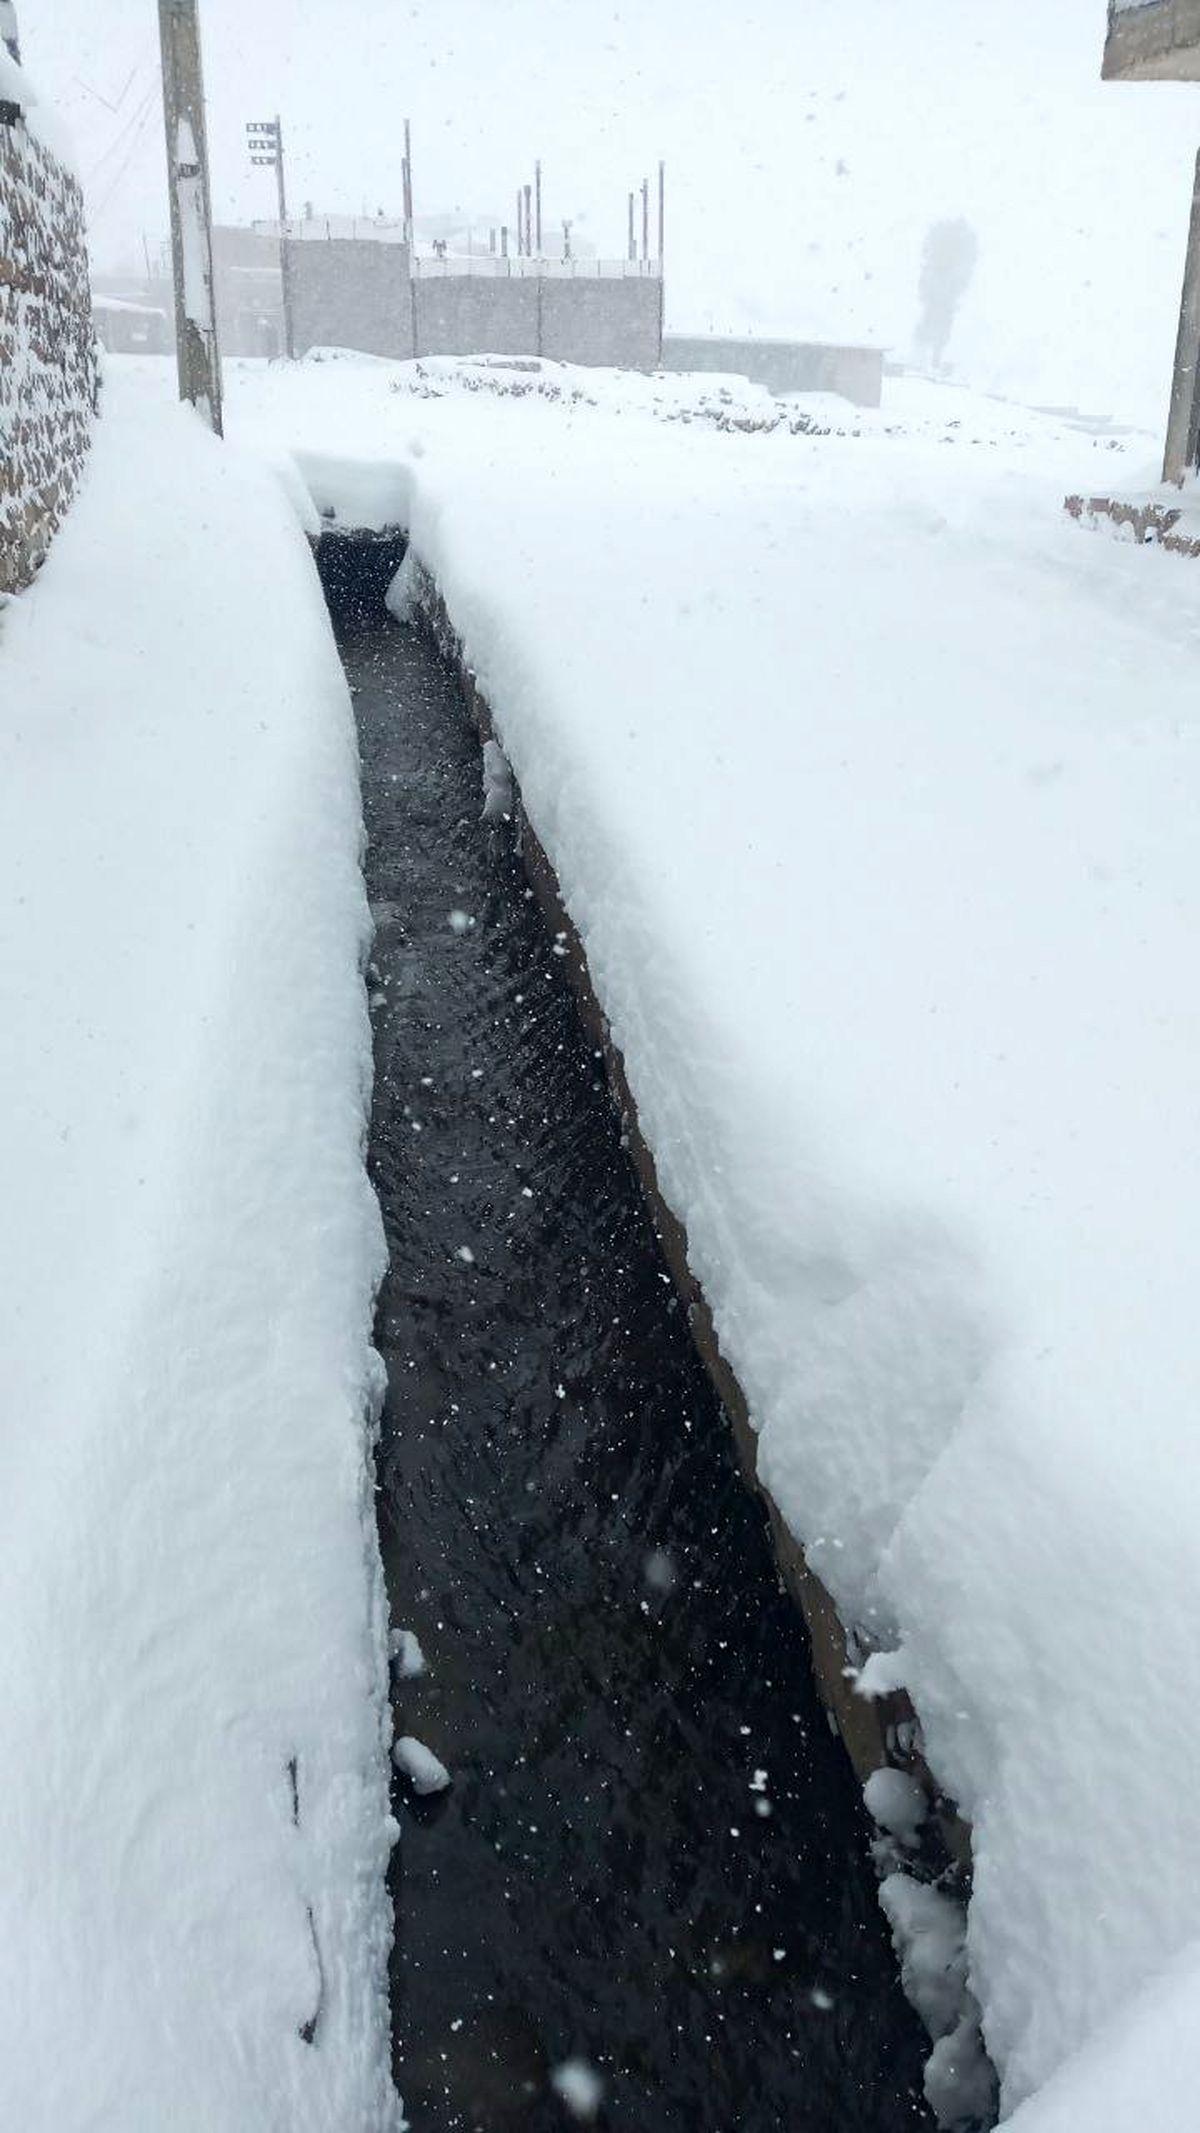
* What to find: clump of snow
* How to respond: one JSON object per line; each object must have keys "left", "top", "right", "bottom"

{"left": 550, "top": 2058, "right": 605, "bottom": 2121}
{"left": 863, "top": 1767, "right": 927, "bottom": 1848}
{"left": 643, "top": 1547, "right": 678, "bottom": 1594}
{"left": 393, "top": 1736, "right": 452, "bottom": 1796}
{"left": 880, "top": 1875, "right": 991, "bottom": 2127}
{"left": 385, "top": 547, "right": 421, "bottom": 623}
{"left": 390, "top": 1628, "right": 428, "bottom": 1679}
{"left": 481, "top": 735, "right": 515, "bottom": 822}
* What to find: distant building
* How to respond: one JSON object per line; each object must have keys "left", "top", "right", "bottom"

{"left": 1102, "top": 2, "right": 1200, "bottom": 479}
{"left": 1103, "top": 0, "right": 1200, "bottom": 78}
{"left": 92, "top": 211, "right": 653, "bottom": 369}
{"left": 92, "top": 294, "right": 171, "bottom": 356}
{"left": 661, "top": 334, "right": 882, "bottom": 408}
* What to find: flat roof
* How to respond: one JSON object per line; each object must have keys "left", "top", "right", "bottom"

{"left": 1103, "top": 0, "right": 1200, "bottom": 79}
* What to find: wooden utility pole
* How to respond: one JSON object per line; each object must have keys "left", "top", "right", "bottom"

{"left": 158, "top": 0, "right": 222, "bottom": 434}
{"left": 1163, "top": 148, "right": 1200, "bottom": 484}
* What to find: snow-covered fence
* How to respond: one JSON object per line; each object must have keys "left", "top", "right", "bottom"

{"left": 0, "top": 93, "right": 97, "bottom": 594}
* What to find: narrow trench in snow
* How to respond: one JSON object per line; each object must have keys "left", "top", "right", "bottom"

{"left": 325, "top": 539, "right": 934, "bottom": 2133}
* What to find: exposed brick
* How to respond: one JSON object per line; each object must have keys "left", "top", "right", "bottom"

{"left": 1, "top": 120, "right": 97, "bottom": 595}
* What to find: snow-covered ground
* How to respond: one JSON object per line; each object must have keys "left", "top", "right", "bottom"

{"left": 222, "top": 347, "right": 1200, "bottom": 2131}
{"left": 0, "top": 365, "right": 400, "bottom": 2129}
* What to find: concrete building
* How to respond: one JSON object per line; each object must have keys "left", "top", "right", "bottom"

{"left": 1102, "top": 1, "right": 1200, "bottom": 479}
{"left": 1103, "top": 0, "right": 1200, "bottom": 78}
{"left": 92, "top": 294, "right": 172, "bottom": 356}
{"left": 662, "top": 333, "right": 882, "bottom": 408}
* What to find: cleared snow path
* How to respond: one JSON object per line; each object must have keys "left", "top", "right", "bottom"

{"left": 0, "top": 370, "right": 400, "bottom": 2128}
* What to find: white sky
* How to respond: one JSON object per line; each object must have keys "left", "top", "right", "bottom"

{"left": 20, "top": 0, "right": 1200, "bottom": 424}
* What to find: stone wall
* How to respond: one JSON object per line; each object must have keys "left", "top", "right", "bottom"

{"left": 0, "top": 114, "right": 97, "bottom": 594}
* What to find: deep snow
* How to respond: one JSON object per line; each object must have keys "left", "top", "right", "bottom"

{"left": 0, "top": 366, "right": 400, "bottom": 2129}
{"left": 222, "top": 347, "right": 1200, "bottom": 2132}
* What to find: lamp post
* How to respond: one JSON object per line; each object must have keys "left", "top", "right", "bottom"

{"left": 247, "top": 115, "right": 295, "bottom": 360}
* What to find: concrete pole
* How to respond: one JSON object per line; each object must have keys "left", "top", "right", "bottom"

{"left": 274, "top": 113, "right": 296, "bottom": 360}
{"left": 535, "top": 160, "right": 542, "bottom": 255}
{"left": 658, "top": 159, "right": 665, "bottom": 263}
{"left": 641, "top": 177, "right": 650, "bottom": 264}
{"left": 1163, "top": 148, "right": 1200, "bottom": 485}
{"left": 627, "top": 190, "right": 636, "bottom": 263}
{"left": 524, "top": 183, "right": 533, "bottom": 261}
{"left": 157, "top": 0, "right": 223, "bottom": 435}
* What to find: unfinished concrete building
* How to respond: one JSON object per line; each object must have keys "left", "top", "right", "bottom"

{"left": 1102, "top": 0, "right": 1200, "bottom": 479}
{"left": 1103, "top": 0, "right": 1200, "bottom": 78}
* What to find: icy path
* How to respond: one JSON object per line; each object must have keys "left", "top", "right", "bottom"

{"left": 224, "top": 353, "right": 1200, "bottom": 2132}
{"left": 0, "top": 372, "right": 400, "bottom": 2128}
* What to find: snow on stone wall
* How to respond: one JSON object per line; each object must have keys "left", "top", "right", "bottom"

{"left": 0, "top": 111, "right": 96, "bottom": 595}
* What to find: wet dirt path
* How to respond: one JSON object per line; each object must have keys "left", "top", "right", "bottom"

{"left": 343, "top": 606, "right": 931, "bottom": 2133}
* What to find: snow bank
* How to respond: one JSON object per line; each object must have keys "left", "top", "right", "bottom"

{"left": 0, "top": 367, "right": 400, "bottom": 2129}
{"left": 224, "top": 350, "right": 1200, "bottom": 2128}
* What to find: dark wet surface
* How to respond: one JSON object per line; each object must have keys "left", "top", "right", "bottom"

{"left": 343, "top": 606, "right": 932, "bottom": 2133}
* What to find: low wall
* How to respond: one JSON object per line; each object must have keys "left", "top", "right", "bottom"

{"left": 0, "top": 114, "right": 97, "bottom": 594}
{"left": 663, "top": 332, "right": 883, "bottom": 408}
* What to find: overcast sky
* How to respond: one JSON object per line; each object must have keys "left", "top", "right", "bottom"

{"left": 21, "top": 0, "right": 1200, "bottom": 424}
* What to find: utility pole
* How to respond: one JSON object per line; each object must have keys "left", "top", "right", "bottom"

{"left": 641, "top": 176, "right": 650, "bottom": 263}
{"left": 247, "top": 115, "right": 295, "bottom": 359}
{"left": 627, "top": 190, "right": 636, "bottom": 264}
{"left": 562, "top": 218, "right": 572, "bottom": 263}
{"left": 515, "top": 189, "right": 524, "bottom": 256}
{"left": 658, "top": 159, "right": 665, "bottom": 263}
{"left": 158, "top": 0, "right": 222, "bottom": 434}
{"left": 523, "top": 182, "right": 533, "bottom": 261}
{"left": 535, "top": 160, "right": 542, "bottom": 255}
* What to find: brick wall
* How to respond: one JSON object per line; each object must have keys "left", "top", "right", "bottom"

{"left": 1, "top": 115, "right": 97, "bottom": 594}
